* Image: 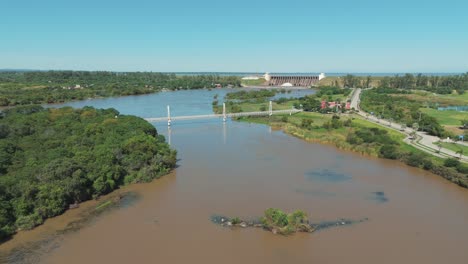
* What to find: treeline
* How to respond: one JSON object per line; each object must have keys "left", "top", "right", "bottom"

{"left": 378, "top": 73, "right": 468, "bottom": 94}
{"left": 0, "top": 71, "right": 241, "bottom": 106}
{"left": 0, "top": 106, "right": 176, "bottom": 240}
{"left": 225, "top": 89, "right": 277, "bottom": 100}
{"left": 328, "top": 73, "right": 467, "bottom": 94}
{"left": 315, "top": 86, "right": 352, "bottom": 98}
{"left": 360, "top": 88, "right": 445, "bottom": 137}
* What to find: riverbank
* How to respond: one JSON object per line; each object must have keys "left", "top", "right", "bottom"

{"left": 0, "top": 106, "right": 177, "bottom": 241}
{"left": 236, "top": 113, "right": 468, "bottom": 188}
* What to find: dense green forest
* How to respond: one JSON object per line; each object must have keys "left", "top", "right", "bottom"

{"left": 0, "top": 71, "right": 241, "bottom": 106}
{"left": 0, "top": 106, "right": 176, "bottom": 240}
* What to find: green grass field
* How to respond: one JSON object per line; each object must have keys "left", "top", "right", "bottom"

{"left": 420, "top": 108, "right": 468, "bottom": 126}
{"left": 436, "top": 142, "right": 468, "bottom": 154}
{"left": 396, "top": 91, "right": 468, "bottom": 106}
{"left": 443, "top": 92, "right": 468, "bottom": 102}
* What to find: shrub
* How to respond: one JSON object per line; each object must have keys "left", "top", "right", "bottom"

{"left": 301, "top": 119, "right": 313, "bottom": 129}
{"left": 421, "top": 159, "right": 434, "bottom": 170}
{"left": 343, "top": 119, "right": 353, "bottom": 127}
{"left": 444, "top": 158, "right": 460, "bottom": 167}
{"left": 15, "top": 213, "right": 43, "bottom": 230}
{"left": 403, "top": 152, "right": 425, "bottom": 167}
{"left": 455, "top": 163, "right": 468, "bottom": 174}
{"left": 379, "top": 144, "right": 399, "bottom": 159}
{"left": 231, "top": 217, "right": 241, "bottom": 225}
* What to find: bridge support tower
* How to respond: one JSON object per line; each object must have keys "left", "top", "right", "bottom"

{"left": 167, "top": 105, "right": 171, "bottom": 126}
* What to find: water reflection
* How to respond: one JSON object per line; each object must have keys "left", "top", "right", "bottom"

{"left": 167, "top": 126, "right": 172, "bottom": 145}
{"left": 223, "top": 122, "right": 227, "bottom": 144}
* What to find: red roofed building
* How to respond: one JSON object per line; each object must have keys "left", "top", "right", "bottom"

{"left": 321, "top": 100, "right": 327, "bottom": 109}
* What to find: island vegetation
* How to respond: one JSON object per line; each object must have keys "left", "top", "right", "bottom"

{"left": 261, "top": 208, "right": 313, "bottom": 235}
{"left": 211, "top": 208, "right": 366, "bottom": 235}
{"left": 0, "top": 71, "right": 241, "bottom": 106}
{"left": 0, "top": 105, "right": 177, "bottom": 240}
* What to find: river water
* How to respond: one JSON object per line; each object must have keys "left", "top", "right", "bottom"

{"left": 1, "top": 89, "right": 467, "bottom": 264}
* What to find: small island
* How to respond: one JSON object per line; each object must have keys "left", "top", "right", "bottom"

{"left": 211, "top": 208, "right": 366, "bottom": 235}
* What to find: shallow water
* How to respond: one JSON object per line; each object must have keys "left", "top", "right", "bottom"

{"left": 1, "top": 89, "right": 467, "bottom": 264}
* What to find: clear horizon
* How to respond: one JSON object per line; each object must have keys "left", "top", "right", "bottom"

{"left": 2, "top": 0, "right": 468, "bottom": 72}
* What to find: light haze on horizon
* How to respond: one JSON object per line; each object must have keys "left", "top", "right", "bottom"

{"left": 1, "top": 0, "right": 467, "bottom": 73}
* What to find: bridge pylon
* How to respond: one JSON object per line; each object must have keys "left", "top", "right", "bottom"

{"left": 167, "top": 105, "right": 171, "bottom": 126}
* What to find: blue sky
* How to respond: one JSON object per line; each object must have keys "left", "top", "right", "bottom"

{"left": 1, "top": 0, "right": 467, "bottom": 72}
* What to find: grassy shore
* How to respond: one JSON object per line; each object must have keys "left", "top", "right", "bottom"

{"left": 236, "top": 111, "right": 467, "bottom": 188}
{"left": 239, "top": 112, "right": 406, "bottom": 157}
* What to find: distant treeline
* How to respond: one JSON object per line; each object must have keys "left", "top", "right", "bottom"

{"left": 0, "top": 106, "right": 177, "bottom": 240}
{"left": 225, "top": 89, "right": 277, "bottom": 100}
{"left": 329, "top": 73, "right": 468, "bottom": 94}
{"left": 0, "top": 71, "right": 241, "bottom": 106}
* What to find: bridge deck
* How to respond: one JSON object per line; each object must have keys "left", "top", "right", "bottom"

{"left": 145, "top": 109, "right": 302, "bottom": 122}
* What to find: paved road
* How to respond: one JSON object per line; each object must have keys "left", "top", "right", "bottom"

{"left": 350, "top": 88, "right": 468, "bottom": 162}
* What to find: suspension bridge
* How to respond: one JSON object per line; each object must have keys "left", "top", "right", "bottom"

{"left": 144, "top": 101, "right": 302, "bottom": 125}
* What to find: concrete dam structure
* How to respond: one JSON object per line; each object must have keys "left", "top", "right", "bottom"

{"left": 265, "top": 73, "right": 325, "bottom": 87}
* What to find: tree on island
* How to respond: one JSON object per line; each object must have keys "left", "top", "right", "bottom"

{"left": 260, "top": 208, "right": 313, "bottom": 235}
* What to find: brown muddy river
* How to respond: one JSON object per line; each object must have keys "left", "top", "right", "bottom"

{"left": 1, "top": 89, "right": 467, "bottom": 263}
